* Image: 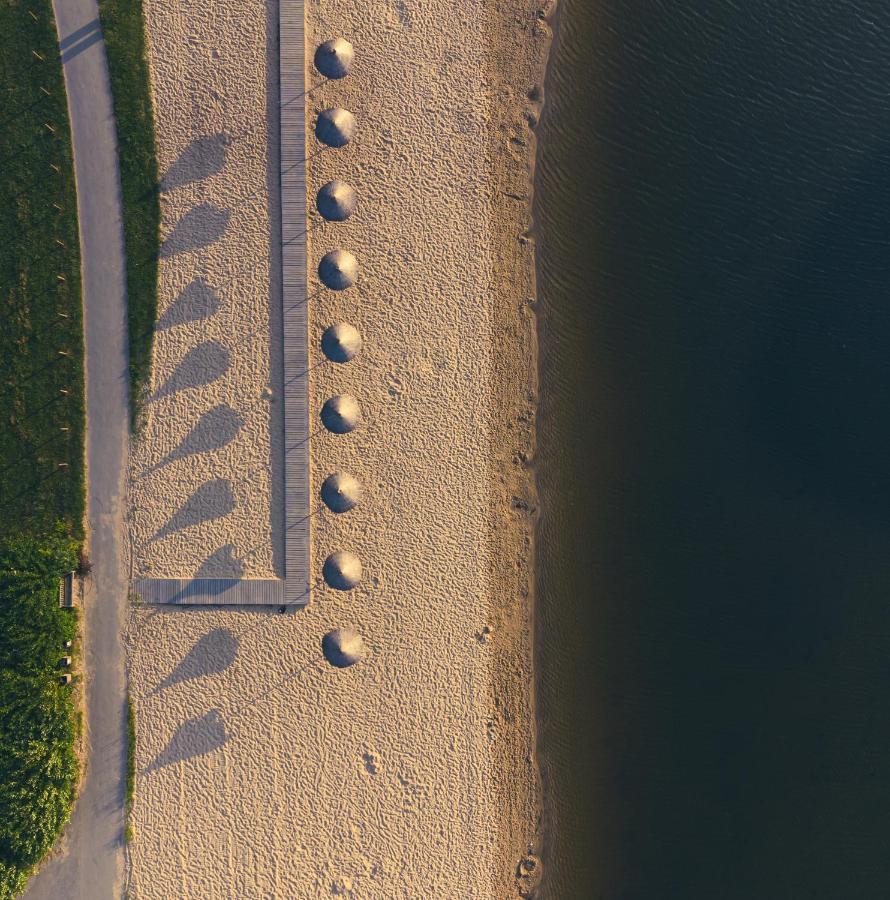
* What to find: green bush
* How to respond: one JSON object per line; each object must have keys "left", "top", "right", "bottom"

{"left": 0, "top": 532, "right": 79, "bottom": 899}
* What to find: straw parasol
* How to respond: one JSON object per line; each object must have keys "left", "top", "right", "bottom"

{"left": 315, "top": 108, "right": 356, "bottom": 147}
{"left": 321, "top": 322, "right": 362, "bottom": 362}
{"left": 318, "top": 249, "right": 358, "bottom": 290}
{"left": 320, "top": 394, "right": 361, "bottom": 433}
{"left": 323, "top": 551, "right": 362, "bottom": 590}
{"left": 314, "top": 38, "right": 354, "bottom": 79}
{"left": 322, "top": 627, "right": 367, "bottom": 667}
{"left": 317, "top": 180, "right": 357, "bottom": 221}
{"left": 321, "top": 471, "right": 362, "bottom": 513}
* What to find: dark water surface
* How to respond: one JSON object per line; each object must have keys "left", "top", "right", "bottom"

{"left": 534, "top": 2, "right": 890, "bottom": 897}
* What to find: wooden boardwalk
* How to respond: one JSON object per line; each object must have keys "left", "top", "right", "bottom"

{"left": 136, "top": 0, "right": 309, "bottom": 606}
{"left": 279, "top": 0, "right": 310, "bottom": 604}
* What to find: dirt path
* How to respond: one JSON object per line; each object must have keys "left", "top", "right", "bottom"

{"left": 25, "top": 2, "right": 129, "bottom": 898}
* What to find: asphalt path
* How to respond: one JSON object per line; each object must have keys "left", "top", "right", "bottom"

{"left": 25, "top": 2, "right": 129, "bottom": 898}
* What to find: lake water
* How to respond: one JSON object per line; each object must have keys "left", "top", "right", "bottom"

{"left": 534, "top": 2, "right": 890, "bottom": 896}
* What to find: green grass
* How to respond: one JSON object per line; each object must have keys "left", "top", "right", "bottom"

{"left": 98, "top": 0, "right": 160, "bottom": 426}
{"left": 125, "top": 693, "right": 135, "bottom": 842}
{"left": 0, "top": 532, "right": 80, "bottom": 899}
{"left": 0, "top": 1, "right": 84, "bottom": 539}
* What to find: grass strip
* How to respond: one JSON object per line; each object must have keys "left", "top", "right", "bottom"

{"left": 0, "top": 0, "right": 84, "bottom": 539}
{"left": 97, "top": 0, "right": 160, "bottom": 426}
{"left": 124, "top": 693, "right": 135, "bottom": 842}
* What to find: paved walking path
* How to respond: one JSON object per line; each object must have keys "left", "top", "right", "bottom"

{"left": 25, "top": 3, "right": 129, "bottom": 899}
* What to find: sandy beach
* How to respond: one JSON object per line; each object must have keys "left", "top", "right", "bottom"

{"left": 126, "top": 0, "right": 550, "bottom": 895}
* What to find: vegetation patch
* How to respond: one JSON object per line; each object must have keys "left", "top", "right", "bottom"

{"left": 125, "top": 693, "right": 135, "bottom": 842}
{"left": 0, "top": 1, "right": 84, "bottom": 539}
{"left": 0, "top": 3, "right": 86, "bottom": 896}
{"left": 98, "top": 0, "right": 160, "bottom": 425}
{"left": 0, "top": 532, "right": 80, "bottom": 899}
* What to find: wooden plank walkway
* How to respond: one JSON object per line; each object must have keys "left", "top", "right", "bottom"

{"left": 279, "top": 0, "right": 310, "bottom": 604}
{"left": 136, "top": 0, "right": 309, "bottom": 606}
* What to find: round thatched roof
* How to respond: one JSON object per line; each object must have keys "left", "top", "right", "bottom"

{"left": 317, "top": 180, "right": 357, "bottom": 222}
{"left": 320, "top": 394, "right": 361, "bottom": 433}
{"left": 314, "top": 38, "right": 354, "bottom": 79}
{"left": 323, "top": 551, "right": 362, "bottom": 590}
{"left": 315, "top": 108, "right": 355, "bottom": 147}
{"left": 321, "top": 322, "right": 362, "bottom": 362}
{"left": 322, "top": 627, "right": 366, "bottom": 667}
{"left": 318, "top": 249, "right": 358, "bottom": 290}
{"left": 321, "top": 471, "right": 362, "bottom": 513}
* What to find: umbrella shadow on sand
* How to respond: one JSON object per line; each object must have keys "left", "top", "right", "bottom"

{"left": 142, "top": 405, "right": 243, "bottom": 476}
{"left": 151, "top": 478, "right": 235, "bottom": 542}
{"left": 153, "top": 628, "right": 240, "bottom": 695}
{"left": 161, "top": 133, "right": 230, "bottom": 192}
{"left": 144, "top": 709, "right": 229, "bottom": 773}
{"left": 160, "top": 203, "right": 231, "bottom": 258}
{"left": 150, "top": 341, "right": 230, "bottom": 403}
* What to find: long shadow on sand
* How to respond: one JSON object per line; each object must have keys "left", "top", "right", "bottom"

{"left": 156, "top": 277, "right": 222, "bottom": 331}
{"left": 142, "top": 404, "right": 244, "bottom": 475}
{"left": 153, "top": 628, "right": 240, "bottom": 694}
{"left": 151, "top": 478, "right": 235, "bottom": 541}
{"left": 160, "top": 202, "right": 231, "bottom": 258}
{"left": 145, "top": 709, "right": 229, "bottom": 773}
{"left": 161, "top": 133, "right": 230, "bottom": 192}
{"left": 150, "top": 341, "right": 230, "bottom": 402}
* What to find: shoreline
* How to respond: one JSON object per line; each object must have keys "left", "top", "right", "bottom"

{"left": 528, "top": 0, "right": 562, "bottom": 891}
{"left": 482, "top": 0, "right": 556, "bottom": 891}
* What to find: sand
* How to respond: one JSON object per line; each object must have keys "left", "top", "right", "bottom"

{"left": 126, "top": 0, "right": 551, "bottom": 896}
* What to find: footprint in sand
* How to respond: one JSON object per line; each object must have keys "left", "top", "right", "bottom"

{"left": 385, "top": 371, "right": 403, "bottom": 399}
{"left": 362, "top": 750, "right": 380, "bottom": 775}
{"left": 330, "top": 876, "right": 353, "bottom": 896}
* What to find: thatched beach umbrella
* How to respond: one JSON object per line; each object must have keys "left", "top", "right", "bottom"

{"left": 321, "top": 322, "right": 362, "bottom": 362}
{"left": 318, "top": 249, "right": 358, "bottom": 290}
{"left": 317, "top": 180, "right": 357, "bottom": 221}
{"left": 322, "top": 627, "right": 367, "bottom": 667}
{"left": 321, "top": 471, "right": 362, "bottom": 513}
{"left": 314, "top": 38, "right": 354, "bottom": 79}
{"left": 315, "top": 108, "right": 356, "bottom": 147}
{"left": 323, "top": 551, "right": 362, "bottom": 590}
{"left": 320, "top": 394, "right": 361, "bottom": 433}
